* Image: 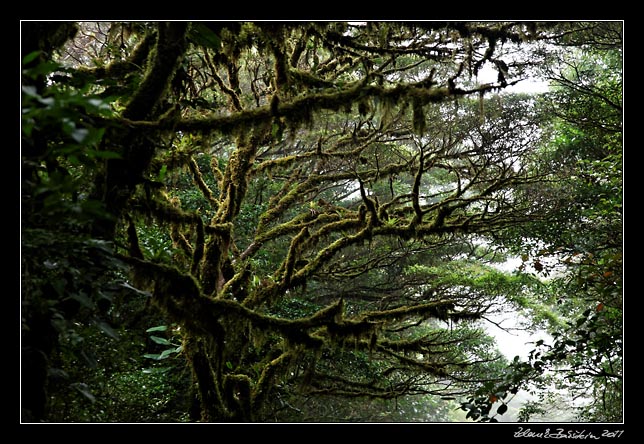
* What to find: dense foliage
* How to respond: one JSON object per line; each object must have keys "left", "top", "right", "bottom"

{"left": 21, "top": 21, "right": 622, "bottom": 423}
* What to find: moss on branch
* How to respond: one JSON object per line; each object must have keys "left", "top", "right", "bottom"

{"left": 359, "top": 299, "right": 457, "bottom": 323}
{"left": 252, "top": 351, "right": 292, "bottom": 411}
{"left": 129, "top": 193, "right": 201, "bottom": 226}
{"left": 189, "top": 156, "right": 219, "bottom": 210}
{"left": 77, "top": 30, "right": 156, "bottom": 84}
{"left": 119, "top": 79, "right": 492, "bottom": 136}
{"left": 122, "top": 22, "right": 189, "bottom": 121}
{"left": 122, "top": 255, "right": 348, "bottom": 344}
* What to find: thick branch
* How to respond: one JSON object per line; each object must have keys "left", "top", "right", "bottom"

{"left": 120, "top": 80, "right": 501, "bottom": 135}
{"left": 122, "top": 22, "right": 189, "bottom": 120}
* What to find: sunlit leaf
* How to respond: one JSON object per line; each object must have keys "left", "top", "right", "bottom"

{"left": 22, "top": 85, "right": 39, "bottom": 97}
{"left": 71, "top": 128, "right": 90, "bottom": 143}
{"left": 146, "top": 325, "right": 168, "bottom": 333}
{"left": 150, "top": 335, "right": 173, "bottom": 346}
{"left": 158, "top": 348, "right": 177, "bottom": 359}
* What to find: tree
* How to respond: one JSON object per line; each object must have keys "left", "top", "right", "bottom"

{"left": 523, "top": 23, "right": 622, "bottom": 422}
{"left": 21, "top": 21, "right": 129, "bottom": 421}
{"left": 21, "top": 21, "right": 617, "bottom": 422}
{"left": 468, "top": 21, "right": 623, "bottom": 422}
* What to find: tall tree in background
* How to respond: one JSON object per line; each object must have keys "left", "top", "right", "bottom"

{"left": 21, "top": 21, "right": 622, "bottom": 422}
{"left": 504, "top": 22, "right": 623, "bottom": 422}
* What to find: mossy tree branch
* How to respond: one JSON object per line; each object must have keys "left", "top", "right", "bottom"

{"left": 78, "top": 22, "right": 578, "bottom": 422}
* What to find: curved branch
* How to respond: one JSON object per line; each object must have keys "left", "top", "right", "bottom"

{"left": 122, "top": 22, "right": 189, "bottom": 120}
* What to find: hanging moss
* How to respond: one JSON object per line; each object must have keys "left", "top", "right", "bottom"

{"left": 130, "top": 80, "right": 458, "bottom": 138}
{"left": 129, "top": 193, "right": 201, "bottom": 226}
{"left": 412, "top": 97, "right": 426, "bottom": 136}
{"left": 326, "top": 319, "right": 380, "bottom": 345}
{"left": 358, "top": 179, "right": 381, "bottom": 227}
{"left": 359, "top": 299, "right": 458, "bottom": 324}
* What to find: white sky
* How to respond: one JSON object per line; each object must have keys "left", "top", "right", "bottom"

{"left": 477, "top": 64, "right": 550, "bottom": 94}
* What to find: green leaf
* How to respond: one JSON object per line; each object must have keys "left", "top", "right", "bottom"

{"left": 157, "top": 164, "right": 168, "bottom": 182}
{"left": 271, "top": 122, "right": 282, "bottom": 140}
{"left": 146, "top": 325, "right": 168, "bottom": 333}
{"left": 189, "top": 23, "right": 222, "bottom": 51}
{"left": 150, "top": 335, "right": 173, "bottom": 346}
{"left": 71, "top": 128, "right": 90, "bottom": 143}
{"left": 22, "top": 50, "right": 42, "bottom": 65}
{"left": 22, "top": 85, "right": 39, "bottom": 98}
{"left": 22, "top": 119, "right": 34, "bottom": 137}
{"left": 38, "top": 96, "right": 56, "bottom": 107}
{"left": 157, "top": 349, "right": 174, "bottom": 359}
{"left": 24, "top": 60, "right": 60, "bottom": 77}
{"left": 95, "top": 320, "right": 120, "bottom": 339}
{"left": 497, "top": 403, "right": 508, "bottom": 415}
{"left": 86, "top": 97, "right": 113, "bottom": 115}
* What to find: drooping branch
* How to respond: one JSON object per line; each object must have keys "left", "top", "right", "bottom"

{"left": 119, "top": 80, "right": 503, "bottom": 135}
{"left": 122, "top": 22, "right": 189, "bottom": 121}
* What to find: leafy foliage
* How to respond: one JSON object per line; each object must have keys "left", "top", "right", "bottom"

{"left": 21, "top": 21, "right": 622, "bottom": 423}
{"left": 462, "top": 24, "right": 622, "bottom": 422}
